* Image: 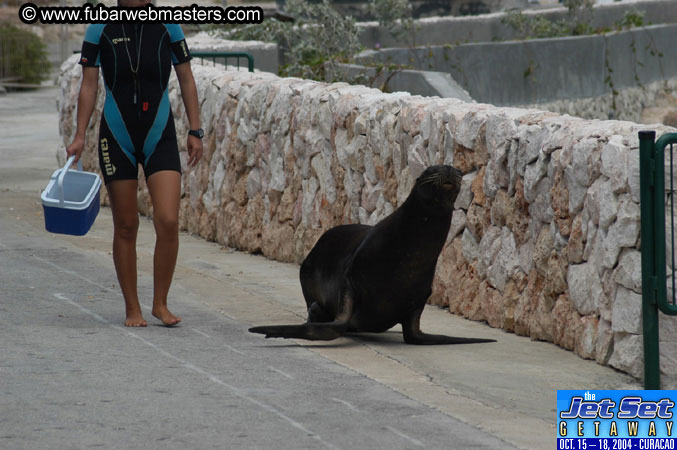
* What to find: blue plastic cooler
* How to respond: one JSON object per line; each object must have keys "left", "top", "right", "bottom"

{"left": 41, "top": 155, "right": 102, "bottom": 236}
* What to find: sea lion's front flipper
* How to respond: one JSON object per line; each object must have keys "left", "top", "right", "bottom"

{"left": 401, "top": 307, "right": 496, "bottom": 345}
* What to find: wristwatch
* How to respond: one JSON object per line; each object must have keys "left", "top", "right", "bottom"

{"left": 188, "top": 128, "right": 204, "bottom": 139}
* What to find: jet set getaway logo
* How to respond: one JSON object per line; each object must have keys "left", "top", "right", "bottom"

{"left": 558, "top": 390, "right": 677, "bottom": 450}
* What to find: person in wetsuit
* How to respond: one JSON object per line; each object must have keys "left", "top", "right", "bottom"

{"left": 66, "top": 0, "right": 203, "bottom": 327}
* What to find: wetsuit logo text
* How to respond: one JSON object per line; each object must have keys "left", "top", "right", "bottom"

{"left": 101, "top": 138, "right": 116, "bottom": 176}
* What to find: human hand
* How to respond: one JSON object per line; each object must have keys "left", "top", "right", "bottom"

{"left": 66, "top": 135, "right": 85, "bottom": 164}
{"left": 187, "top": 135, "right": 203, "bottom": 167}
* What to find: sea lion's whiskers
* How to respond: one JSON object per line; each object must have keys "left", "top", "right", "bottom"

{"left": 419, "top": 174, "right": 442, "bottom": 186}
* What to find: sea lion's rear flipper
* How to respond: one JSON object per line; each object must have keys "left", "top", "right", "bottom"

{"left": 307, "top": 302, "right": 333, "bottom": 323}
{"left": 402, "top": 307, "right": 496, "bottom": 345}
{"left": 248, "top": 323, "right": 348, "bottom": 341}
{"left": 249, "top": 289, "right": 355, "bottom": 341}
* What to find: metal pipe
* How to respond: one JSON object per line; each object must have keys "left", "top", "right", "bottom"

{"left": 639, "top": 129, "right": 660, "bottom": 389}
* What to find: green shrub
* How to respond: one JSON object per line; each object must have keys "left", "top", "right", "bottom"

{"left": 0, "top": 23, "right": 49, "bottom": 85}
{"left": 502, "top": 1, "right": 648, "bottom": 41}
{"left": 501, "top": 11, "right": 571, "bottom": 39}
{"left": 614, "top": 9, "right": 645, "bottom": 31}
{"left": 502, "top": 0, "right": 598, "bottom": 40}
{"left": 368, "top": 0, "right": 418, "bottom": 45}
{"left": 209, "top": 0, "right": 361, "bottom": 81}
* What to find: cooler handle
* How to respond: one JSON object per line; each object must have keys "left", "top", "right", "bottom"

{"left": 57, "top": 155, "right": 83, "bottom": 207}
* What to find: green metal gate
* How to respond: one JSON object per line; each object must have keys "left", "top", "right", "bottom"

{"left": 639, "top": 130, "right": 677, "bottom": 389}
{"left": 191, "top": 51, "right": 254, "bottom": 73}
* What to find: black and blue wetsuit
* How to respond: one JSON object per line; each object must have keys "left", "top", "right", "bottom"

{"left": 79, "top": 23, "right": 192, "bottom": 184}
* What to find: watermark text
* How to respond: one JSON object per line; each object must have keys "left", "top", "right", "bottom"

{"left": 19, "top": 2, "right": 263, "bottom": 25}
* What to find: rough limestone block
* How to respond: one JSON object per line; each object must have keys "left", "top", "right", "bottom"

{"left": 449, "top": 210, "right": 467, "bottom": 241}
{"left": 601, "top": 135, "right": 629, "bottom": 194}
{"left": 613, "top": 249, "right": 642, "bottom": 294}
{"left": 567, "top": 263, "right": 602, "bottom": 315}
{"left": 609, "top": 333, "right": 644, "bottom": 379}
{"left": 611, "top": 286, "right": 642, "bottom": 334}
{"left": 454, "top": 171, "right": 476, "bottom": 210}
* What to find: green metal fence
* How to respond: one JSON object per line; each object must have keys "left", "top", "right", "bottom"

{"left": 72, "top": 50, "right": 255, "bottom": 73}
{"left": 191, "top": 51, "right": 254, "bottom": 73}
{"left": 639, "top": 130, "right": 677, "bottom": 389}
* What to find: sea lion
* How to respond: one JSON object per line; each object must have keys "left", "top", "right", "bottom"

{"left": 249, "top": 165, "right": 495, "bottom": 345}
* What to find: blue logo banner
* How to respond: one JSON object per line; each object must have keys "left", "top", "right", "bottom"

{"left": 557, "top": 390, "right": 677, "bottom": 449}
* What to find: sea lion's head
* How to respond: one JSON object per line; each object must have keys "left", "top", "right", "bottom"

{"left": 412, "top": 165, "right": 463, "bottom": 213}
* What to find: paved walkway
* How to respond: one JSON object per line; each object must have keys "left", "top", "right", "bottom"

{"left": 0, "top": 87, "right": 640, "bottom": 449}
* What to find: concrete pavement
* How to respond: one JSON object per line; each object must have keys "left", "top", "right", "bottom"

{"left": 0, "top": 87, "right": 640, "bottom": 449}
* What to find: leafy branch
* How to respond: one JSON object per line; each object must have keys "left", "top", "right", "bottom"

{"left": 208, "top": 0, "right": 361, "bottom": 81}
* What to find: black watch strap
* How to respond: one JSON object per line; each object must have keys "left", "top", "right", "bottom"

{"left": 189, "top": 128, "right": 204, "bottom": 139}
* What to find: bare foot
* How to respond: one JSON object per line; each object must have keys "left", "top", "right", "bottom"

{"left": 125, "top": 314, "right": 148, "bottom": 327}
{"left": 152, "top": 306, "right": 181, "bottom": 326}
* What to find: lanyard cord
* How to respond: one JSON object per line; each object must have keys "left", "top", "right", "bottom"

{"left": 122, "top": 24, "right": 143, "bottom": 105}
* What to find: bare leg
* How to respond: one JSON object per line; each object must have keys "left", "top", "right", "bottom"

{"left": 147, "top": 170, "right": 181, "bottom": 326}
{"left": 107, "top": 179, "right": 146, "bottom": 327}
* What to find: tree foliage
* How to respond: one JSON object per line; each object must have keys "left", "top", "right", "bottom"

{"left": 210, "top": 0, "right": 362, "bottom": 80}
{"left": 0, "top": 23, "right": 49, "bottom": 85}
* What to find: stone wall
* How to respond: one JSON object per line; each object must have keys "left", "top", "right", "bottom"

{"left": 57, "top": 55, "right": 677, "bottom": 385}
{"left": 520, "top": 77, "right": 677, "bottom": 122}
{"left": 355, "top": 24, "right": 677, "bottom": 112}
{"left": 357, "top": 0, "right": 677, "bottom": 48}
